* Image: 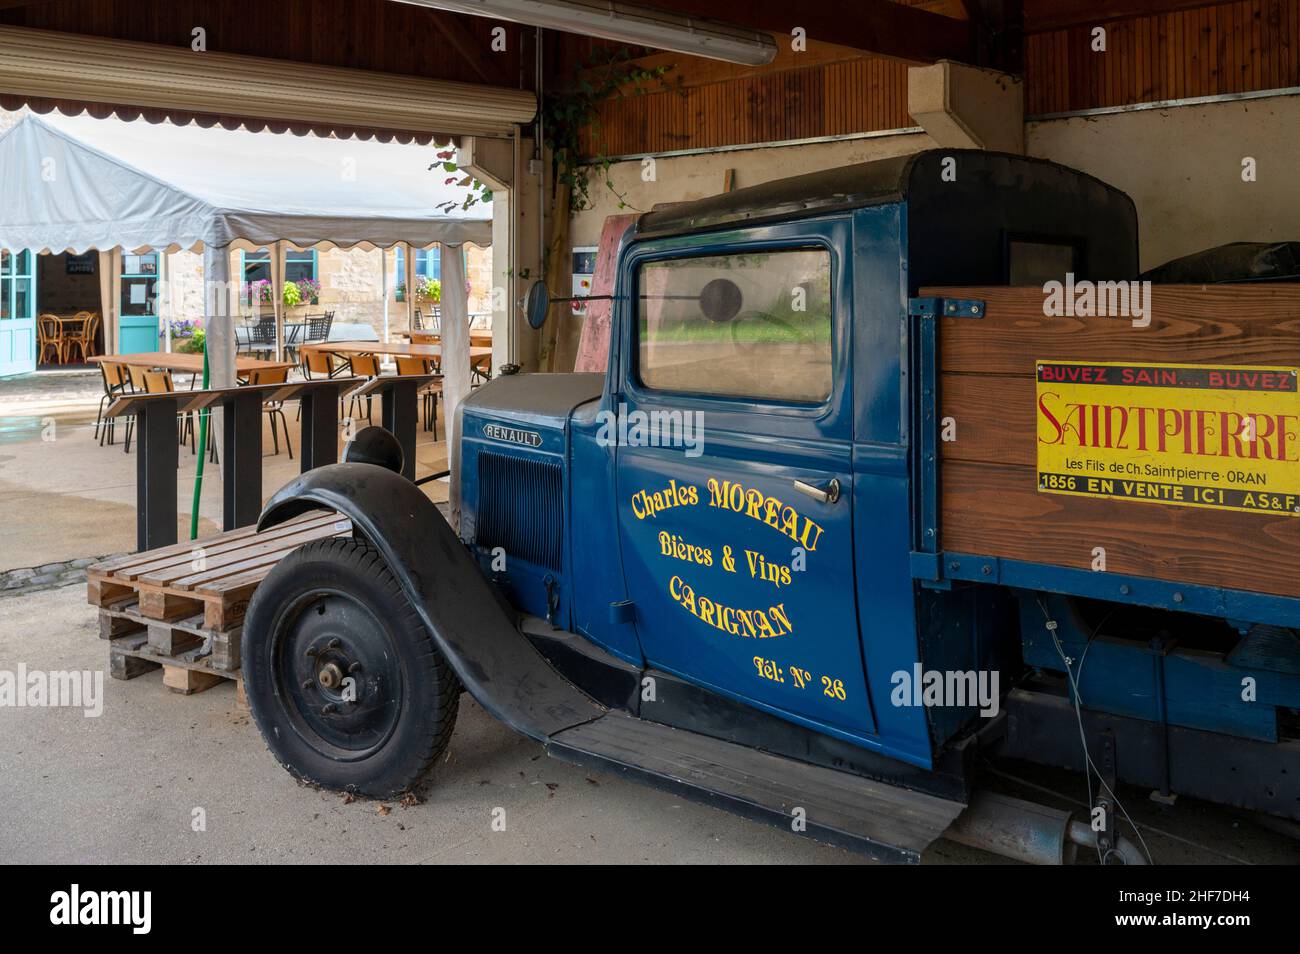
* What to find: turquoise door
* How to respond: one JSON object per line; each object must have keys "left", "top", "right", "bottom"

{"left": 118, "top": 252, "right": 160, "bottom": 354}
{"left": 0, "top": 250, "right": 37, "bottom": 377}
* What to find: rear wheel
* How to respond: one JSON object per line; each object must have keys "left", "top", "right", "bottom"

{"left": 242, "top": 536, "right": 459, "bottom": 796}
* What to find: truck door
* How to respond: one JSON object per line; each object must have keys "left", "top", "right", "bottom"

{"left": 613, "top": 220, "right": 875, "bottom": 738}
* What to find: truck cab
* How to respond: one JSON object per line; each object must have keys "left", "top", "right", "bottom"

{"left": 244, "top": 150, "right": 1298, "bottom": 863}
{"left": 458, "top": 150, "right": 1135, "bottom": 770}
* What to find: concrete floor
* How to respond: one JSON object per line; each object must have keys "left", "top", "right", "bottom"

{"left": 1, "top": 584, "right": 869, "bottom": 864}
{"left": 0, "top": 368, "right": 448, "bottom": 572}
{"left": 1, "top": 583, "right": 1297, "bottom": 865}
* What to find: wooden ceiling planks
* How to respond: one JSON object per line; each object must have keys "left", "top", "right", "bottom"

{"left": 1026, "top": 0, "right": 1300, "bottom": 114}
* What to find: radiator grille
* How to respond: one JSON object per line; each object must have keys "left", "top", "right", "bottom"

{"left": 475, "top": 450, "right": 564, "bottom": 572}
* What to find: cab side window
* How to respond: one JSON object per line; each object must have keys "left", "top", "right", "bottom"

{"left": 636, "top": 248, "right": 833, "bottom": 404}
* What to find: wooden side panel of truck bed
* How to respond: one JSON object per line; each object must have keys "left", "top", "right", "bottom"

{"left": 924, "top": 284, "right": 1300, "bottom": 600}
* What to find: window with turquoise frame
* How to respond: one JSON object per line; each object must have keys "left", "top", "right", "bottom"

{"left": 241, "top": 247, "right": 319, "bottom": 306}
{"left": 120, "top": 252, "right": 160, "bottom": 317}
{"left": 1, "top": 249, "right": 37, "bottom": 321}
{"left": 395, "top": 247, "right": 441, "bottom": 301}
{"left": 0, "top": 250, "right": 38, "bottom": 375}
{"left": 242, "top": 247, "right": 319, "bottom": 284}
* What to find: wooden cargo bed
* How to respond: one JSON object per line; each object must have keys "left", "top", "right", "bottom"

{"left": 927, "top": 283, "right": 1300, "bottom": 601}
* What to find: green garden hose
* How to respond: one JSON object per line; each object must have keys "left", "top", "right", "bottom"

{"left": 189, "top": 343, "right": 210, "bottom": 540}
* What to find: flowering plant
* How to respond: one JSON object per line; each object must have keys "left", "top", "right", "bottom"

{"left": 161, "top": 319, "right": 205, "bottom": 353}
{"left": 416, "top": 276, "right": 441, "bottom": 303}
{"left": 295, "top": 278, "right": 322, "bottom": 305}
{"left": 165, "top": 318, "right": 200, "bottom": 339}
{"left": 243, "top": 279, "right": 274, "bottom": 305}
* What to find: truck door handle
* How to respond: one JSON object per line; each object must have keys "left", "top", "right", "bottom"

{"left": 793, "top": 478, "right": 840, "bottom": 504}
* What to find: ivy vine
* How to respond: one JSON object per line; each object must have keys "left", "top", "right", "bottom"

{"left": 432, "top": 46, "right": 681, "bottom": 215}
{"left": 545, "top": 47, "right": 681, "bottom": 212}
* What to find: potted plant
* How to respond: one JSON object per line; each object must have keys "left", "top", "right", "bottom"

{"left": 162, "top": 319, "right": 206, "bottom": 354}
{"left": 295, "top": 278, "right": 322, "bottom": 306}
{"left": 416, "top": 276, "right": 441, "bottom": 304}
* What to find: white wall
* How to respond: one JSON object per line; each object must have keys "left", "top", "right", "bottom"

{"left": 568, "top": 91, "right": 1300, "bottom": 292}
{"left": 569, "top": 131, "right": 936, "bottom": 247}
{"left": 1028, "top": 93, "right": 1300, "bottom": 271}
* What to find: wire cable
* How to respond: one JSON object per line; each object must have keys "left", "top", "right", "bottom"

{"left": 1035, "top": 594, "right": 1155, "bottom": 865}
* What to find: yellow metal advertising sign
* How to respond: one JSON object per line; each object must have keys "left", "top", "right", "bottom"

{"left": 1035, "top": 360, "right": 1300, "bottom": 516}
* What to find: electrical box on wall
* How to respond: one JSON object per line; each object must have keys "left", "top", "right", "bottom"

{"left": 571, "top": 247, "right": 597, "bottom": 316}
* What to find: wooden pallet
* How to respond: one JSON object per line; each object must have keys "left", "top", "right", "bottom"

{"left": 108, "top": 630, "right": 239, "bottom": 695}
{"left": 88, "top": 511, "right": 351, "bottom": 694}
{"left": 99, "top": 595, "right": 242, "bottom": 670}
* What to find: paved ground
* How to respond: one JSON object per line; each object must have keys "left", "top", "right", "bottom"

{"left": 0, "top": 369, "right": 448, "bottom": 572}
{"left": 1, "top": 583, "right": 1296, "bottom": 865}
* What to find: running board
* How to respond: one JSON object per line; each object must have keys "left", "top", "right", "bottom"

{"left": 547, "top": 712, "right": 967, "bottom": 863}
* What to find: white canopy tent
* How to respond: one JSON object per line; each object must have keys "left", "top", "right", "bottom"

{"left": 0, "top": 112, "right": 491, "bottom": 252}
{"left": 0, "top": 112, "right": 487, "bottom": 453}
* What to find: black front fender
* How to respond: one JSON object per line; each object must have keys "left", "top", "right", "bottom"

{"left": 258, "top": 463, "right": 603, "bottom": 741}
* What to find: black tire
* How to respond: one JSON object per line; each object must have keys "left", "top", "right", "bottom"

{"left": 242, "top": 536, "right": 460, "bottom": 797}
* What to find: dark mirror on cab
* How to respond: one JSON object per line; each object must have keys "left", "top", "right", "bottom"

{"left": 525, "top": 280, "right": 550, "bottom": 329}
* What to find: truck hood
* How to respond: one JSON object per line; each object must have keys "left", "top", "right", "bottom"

{"left": 460, "top": 372, "right": 604, "bottom": 431}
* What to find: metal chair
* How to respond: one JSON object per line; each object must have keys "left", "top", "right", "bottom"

{"left": 345, "top": 354, "right": 379, "bottom": 424}
{"left": 95, "top": 361, "right": 131, "bottom": 446}
{"left": 141, "top": 370, "right": 196, "bottom": 456}
{"left": 297, "top": 347, "right": 346, "bottom": 421}
{"left": 242, "top": 316, "right": 277, "bottom": 358}
{"left": 395, "top": 356, "right": 442, "bottom": 438}
{"left": 283, "top": 321, "right": 304, "bottom": 363}
{"left": 247, "top": 366, "right": 293, "bottom": 459}
{"left": 304, "top": 312, "right": 332, "bottom": 346}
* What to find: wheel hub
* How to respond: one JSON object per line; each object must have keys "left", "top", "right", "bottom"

{"left": 317, "top": 661, "right": 344, "bottom": 690}
{"left": 272, "top": 591, "right": 403, "bottom": 758}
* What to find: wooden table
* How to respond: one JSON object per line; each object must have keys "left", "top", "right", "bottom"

{"left": 89, "top": 352, "right": 295, "bottom": 374}
{"left": 301, "top": 341, "right": 493, "bottom": 360}
{"left": 396, "top": 330, "right": 493, "bottom": 345}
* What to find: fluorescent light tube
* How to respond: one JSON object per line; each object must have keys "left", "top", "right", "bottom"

{"left": 390, "top": 0, "right": 778, "bottom": 66}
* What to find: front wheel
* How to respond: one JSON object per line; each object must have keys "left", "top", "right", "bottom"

{"left": 242, "top": 536, "right": 460, "bottom": 796}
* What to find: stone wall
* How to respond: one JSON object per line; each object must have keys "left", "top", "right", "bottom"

{"left": 162, "top": 244, "right": 493, "bottom": 338}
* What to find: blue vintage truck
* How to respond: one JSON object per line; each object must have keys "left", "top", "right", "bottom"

{"left": 242, "top": 150, "right": 1300, "bottom": 864}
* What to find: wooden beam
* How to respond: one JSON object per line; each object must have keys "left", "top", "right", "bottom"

{"left": 1024, "top": 0, "right": 1229, "bottom": 34}
{"left": 428, "top": 11, "right": 511, "bottom": 86}
{"left": 635, "top": 0, "right": 978, "bottom": 65}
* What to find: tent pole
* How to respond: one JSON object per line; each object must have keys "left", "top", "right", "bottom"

{"left": 404, "top": 242, "right": 415, "bottom": 334}
{"left": 442, "top": 243, "right": 470, "bottom": 528}
{"left": 272, "top": 240, "right": 285, "bottom": 362}
{"left": 381, "top": 247, "right": 389, "bottom": 342}
{"left": 161, "top": 250, "right": 171, "bottom": 353}
{"left": 97, "top": 249, "right": 115, "bottom": 355}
